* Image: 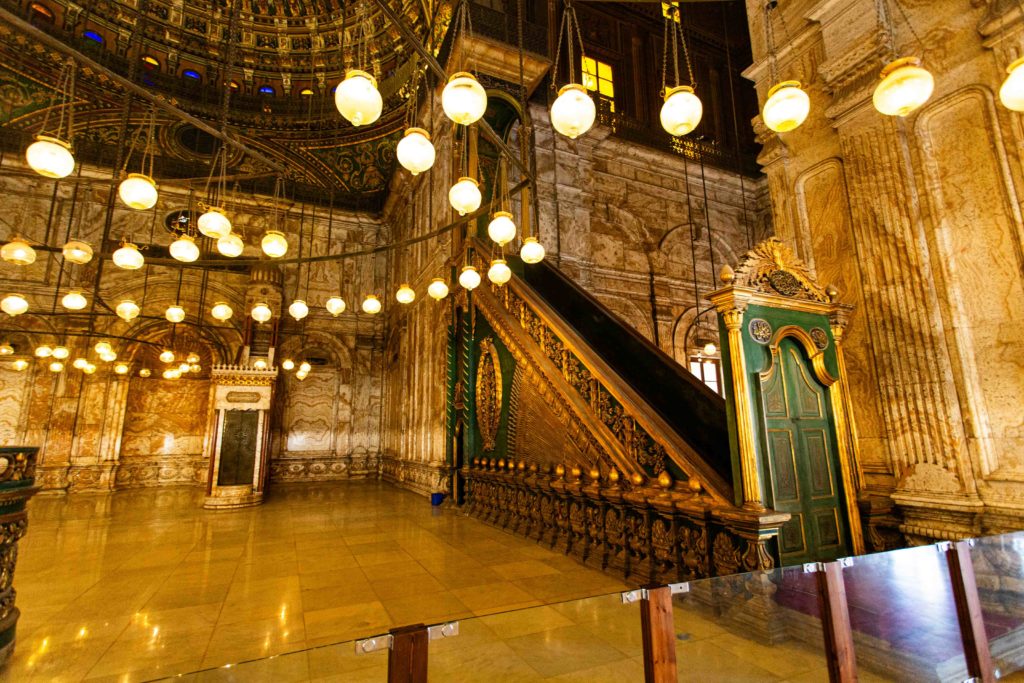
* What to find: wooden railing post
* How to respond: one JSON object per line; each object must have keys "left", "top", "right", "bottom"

{"left": 387, "top": 623, "right": 429, "bottom": 683}
{"left": 637, "top": 585, "right": 678, "bottom": 683}
{"left": 813, "top": 560, "right": 858, "bottom": 683}
{"left": 945, "top": 540, "right": 995, "bottom": 683}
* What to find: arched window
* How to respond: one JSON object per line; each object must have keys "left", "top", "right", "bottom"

{"left": 258, "top": 85, "right": 275, "bottom": 96}
{"left": 182, "top": 69, "right": 202, "bottom": 82}
{"left": 82, "top": 30, "right": 104, "bottom": 45}
{"left": 28, "top": 2, "right": 54, "bottom": 25}
{"left": 141, "top": 55, "right": 160, "bottom": 71}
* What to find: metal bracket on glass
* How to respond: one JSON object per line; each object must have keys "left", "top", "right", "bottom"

{"left": 620, "top": 582, "right": 689, "bottom": 604}
{"left": 803, "top": 557, "right": 853, "bottom": 573}
{"left": 803, "top": 562, "right": 824, "bottom": 574}
{"left": 936, "top": 541, "right": 953, "bottom": 553}
{"left": 354, "top": 634, "right": 393, "bottom": 655}
{"left": 428, "top": 622, "right": 459, "bottom": 640}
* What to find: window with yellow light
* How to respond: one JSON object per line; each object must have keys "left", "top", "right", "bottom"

{"left": 582, "top": 56, "right": 615, "bottom": 111}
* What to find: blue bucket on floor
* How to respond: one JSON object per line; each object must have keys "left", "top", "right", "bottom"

{"left": 430, "top": 492, "right": 444, "bottom": 506}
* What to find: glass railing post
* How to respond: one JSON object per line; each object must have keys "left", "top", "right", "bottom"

{"left": 944, "top": 540, "right": 996, "bottom": 682}
{"left": 812, "top": 559, "right": 858, "bottom": 682}
{"left": 629, "top": 585, "right": 678, "bottom": 682}
{"left": 386, "top": 623, "right": 429, "bottom": 683}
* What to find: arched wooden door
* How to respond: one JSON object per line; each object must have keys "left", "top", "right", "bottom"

{"left": 761, "top": 336, "right": 850, "bottom": 565}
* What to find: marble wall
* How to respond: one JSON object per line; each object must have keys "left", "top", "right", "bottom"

{"left": 742, "top": 0, "right": 1024, "bottom": 543}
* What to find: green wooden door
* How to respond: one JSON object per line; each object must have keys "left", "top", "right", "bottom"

{"left": 761, "top": 337, "right": 849, "bottom": 565}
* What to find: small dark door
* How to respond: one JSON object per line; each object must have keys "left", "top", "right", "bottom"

{"left": 762, "top": 337, "right": 849, "bottom": 565}
{"left": 218, "top": 410, "right": 259, "bottom": 486}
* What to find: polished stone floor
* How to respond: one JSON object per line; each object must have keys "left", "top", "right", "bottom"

{"left": 0, "top": 481, "right": 848, "bottom": 682}
{"left": 1, "top": 481, "right": 631, "bottom": 682}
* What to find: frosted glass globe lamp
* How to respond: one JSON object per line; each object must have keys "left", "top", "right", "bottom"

{"left": 114, "top": 363, "right": 129, "bottom": 375}
{"left": 118, "top": 173, "right": 158, "bottom": 210}
{"left": 282, "top": 359, "right": 295, "bottom": 371}
{"left": 458, "top": 265, "right": 481, "bottom": 291}
{"left": 487, "top": 211, "right": 516, "bottom": 245}
{"left": 763, "top": 81, "right": 810, "bottom": 133}
{"left": 217, "top": 232, "right": 244, "bottom": 258}
{"left": 449, "top": 177, "right": 481, "bottom": 216}
{"left": 427, "top": 278, "right": 449, "bottom": 300}
{"left": 299, "top": 361, "right": 312, "bottom": 373}
{"left": 139, "top": 368, "right": 151, "bottom": 378}
{"left": 325, "top": 296, "right": 346, "bottom": 316}
{"left": 396, "top": 128, "right": 436, "bottom": 175}
{"left": 169, "top": 234, "right": 199, "bottom": 263}
{"left": 165, "top": 305, "right": 185, "bottom": 323}
{"left": 295, "top": 369, "right": 309, "bottom": 381}
{"left": 1, "top": 294, "right": 28, "bottom": 316}
{"left": 520, "top": 236, "right": 546, "bottom": 264}
{"left": 34, "top": 345, "right": 52, "bottom": 358}
{"left": 186, "top": 352, "right": 200, "bottom": 364}
{"left": 159, "top": 350, "right": 175, "bottom": 364}
{"left": 178, "top": 362, "right": 191, "bottom": 373}
{"left": 61, "top": 290, "right": 87, "bottom": 310}
{"left": 62, "top": 240, "right": 93, "bottom": 264}
{"left": 550, "top": 84, "right": 596, "bottom": 139}
{"left": 49, "top": 361, "right": 64, "bottom": 373}
{"left": 197, "top": 207, "right": 232, "bottom": 239}
{"left": 1000, "top": 58, "right": 1024, "bottom": 111}
{"left": 116, "top": 299, "right": 140, "bottom": 322}
{"left": 83, "top": 363, "right": 97, "bottom": 375}
{"left": 100, "top": 350, "right": 117, "bottom": 363}
{"left": 253, "top": 359, "right": 268, "bottom": 370}
{"left": 12, "top": 359, "right": 28, "bottom": 371}
{"left": 361, "top": 294, "right": 382, "bottom": 315}
{"left": 72, "top": 357, "right": 88, "bottom": 369}
{"left": 251, "top": 302, "right": 272, "bottom": 323}
{"left": 0, "top": 342, "right": 11, "bottom": 356}
{"left": 335, "top": 70, "right": 383, "bottom": 127}
{"left": 442, "top": 72, "right": 487, "bottom": 125}
{"left": 210, "top": 302, "right": 233, "bottom": 322}
{"left": 487, "top": 259, "right": 511, "bottom": 286}
{"left": 1, "top": 238, "right": 36, "bottom": 266}
{"left": 112, "top": 242, "right": 144, "bottom": 270}
{"left": 94, "top": 340, "right": 112, "bottom": 355}
{"left": 660, "top": 85, "right": 703, "bottom": 136}
{"left": 52, "top": 346, "right": 69, "bottom": 360}
{"left": 873, "top": 57, "right": 934, "bottom": 117}
{"left": 261, "top": 230, "right": 288, "bottom": 258}
{"left": 26, "top": 135, "right": 75, "bottom": 178}
{"left": 395, "top": 285, "right": 415, "bottom": 304}
{"left": 162, "top": 368, "right": 180, "bottom": 380}
{"left": 288, "top": 299, "right": 309, "bottom": 320}
{"left": 703, "top": 341, "right": 718, "bottom": 356}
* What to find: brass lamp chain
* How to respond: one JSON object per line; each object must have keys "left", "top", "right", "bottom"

{"left": 451, "top": 0, "right": 478, "bottom": 75}
{"left": 661, "top": 4, "right": 697, "bottom": 95}
{"left": 552, "top": 0, "right": 586, "bottom": 91}
{"left": 39, "top": 59, "right": 76, "bottom": 142}
{"left": 763, "top": 1, "right": 780, "bottom": 85}
{"left": 877, "top": 0, "right": 925, "bottom": 59}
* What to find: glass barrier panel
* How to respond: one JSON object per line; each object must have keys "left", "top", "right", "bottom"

{"left": 844, "top": 543, "right": 966, "bottom": 682}
{"left": 428, "top": 591, "right": 643, "bottom": 680}
{"left": 151, "top": 635, "right": 388, "bottom": 681}
{"left": 673, "top": 563, "right": 831, "bottom": 682}
{"left": 971, "top": 531, "right": 1024, "bottom": 679}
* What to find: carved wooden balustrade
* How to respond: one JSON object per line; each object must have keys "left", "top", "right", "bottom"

{"left": 0, "top": 447, "right": 39, "bottom": 664}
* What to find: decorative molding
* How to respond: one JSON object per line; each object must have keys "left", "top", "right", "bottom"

{"left": 379, "top": 455, "right": 448, "bottom": 497}
{"left": 269, "top": 454, "right": 379, "bottom": 482}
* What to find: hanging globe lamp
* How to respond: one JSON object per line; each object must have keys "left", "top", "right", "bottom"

{"left": 62, "top": 240, "right": 93, "bottom": 264}
{"left": 0, "top": 342, "right": 11, "bottom": 356}
{"left": 169, "top": 234, "right": 200, "bottom": 263}
{"left": 487, "top": 259, "right": 512, "bottom": 285}
{"left": 660, "top": 85, "right": 703, "bottom": 136}
{"left": 449, "top": 177, "right": 481, "bottom": 216}
{"left": 11, "top": 359, "right": 28, "bottom": 371}
{"left": 335, "top": 70, "right": 383, "bottom": 127}
{"left": 49, "top": 361, "right": 64, "bottom": 373}
{"left": 442, "top": 72, "right": 488, "bottom": 125}
{"left": 61, "top": 290, "right": 87, "bottom": 310}
{"left": 299, "top": 361, "right": 312, "bottom": 373}
{"left": 873, "top": 57, "right": 934, "bottom": 117}
{"left": 112, "top": 242, "right": 144, "bottom": 270}
{"left": 139, "top": 368, "right": 152, "bottom": 378}
{"left": 114, "top": 363, "right": 130, "bottom": 375}
{"left": 396, "top": 128, "right": 436, "bottom": 175}
{"left": 52, "top": 346, "right": 69, "bottom": 360}
{"left": 325, "top": 296, "right": 346, "bottom": 316}
{"left": 116, "top": 299, "right": 140, "bottom": 322}
{"left": 118, "top": 173, "right": 158, "bottom": 210}
{"left": 288, "top": 299, "right": 309, "bottom": 320}
{"left": 72, "top": 357, "right": 88, "bottom": 369}
{"left": 762, "top": 81, "right": 810, "bottom": 133}
{"left": 395, "top": 284, "right": 415, "bottom": 304}
{"left": 458, "top": 265, "right": 481, "bottom": 291}
{"left": 165, "top": 305, "right": 185, "bottom": 323}
{"left": 1, "top": 237, "right": 36, "bottom": 266}
{"left": 210, "top": 302, "right": 233, "bottom": 322}
{"left": 427, "top": 278, "right": 449, "bottom": 300}
{"left": 217, "top": 232, "right": 244, "bottom": 257}
{"left": 251, "top": 302, "right": 272, "bottom": 323}
{"left": 0, "top": 294, "right": 28, "bottom": 316}
{"left": 159, "top": 349, "right": 175, "bottom": 364}
{"left": 487, "top": 211, "right": 517, "bottom": 245}
{"left": 361, "top": 294, "right": 382, "bottom": 315}
{"left": 197, "top": 207, "right": 232, "bottom": 239}
{"left": 550, "top": 84, "right": 596, "bottom": 139}
{"left": 261, "top": 230, "right": 288, "bottom": 258}
{"left": 34, "top": 345, "right": 53, "bottom": 358}
{"left": 26, "top": 135, "right": 75, "bottom": 179}
{"left": 281, "top": 359, "right": 295, "bottom": 371}
{"left": 1000, "top": 57, "right": 1024, "bottom": 111}
{"left": 520, "top": 236, "right": 546, "bottom": 264}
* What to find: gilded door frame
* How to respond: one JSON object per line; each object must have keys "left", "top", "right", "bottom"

{"left": 760, "top": 325, "right": 865, "bottom": 555}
